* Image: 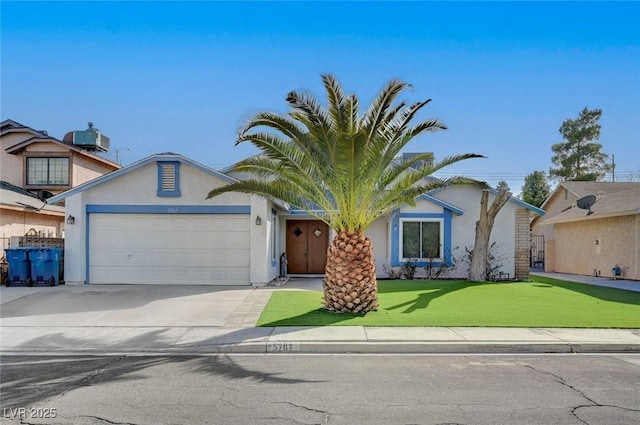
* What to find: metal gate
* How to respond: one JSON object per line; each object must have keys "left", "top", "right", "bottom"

{"left": 531, "top": 235, "right": 545, "bottom": 269}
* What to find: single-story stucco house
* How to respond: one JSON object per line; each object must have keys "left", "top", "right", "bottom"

{"left": 47, "top": 152, "right": 544, "bottom": 285}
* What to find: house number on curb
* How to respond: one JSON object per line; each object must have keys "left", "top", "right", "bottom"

{"left": 268, "top": 342, "right": 299, "bottom": 352}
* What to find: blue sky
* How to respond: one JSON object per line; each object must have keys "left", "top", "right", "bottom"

{"left": 2, "top": 1, "right": 639, "bottom": 192}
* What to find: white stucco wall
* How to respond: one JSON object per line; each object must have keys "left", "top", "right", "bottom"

{"left": 62, "top": 193, "right": 86, "bottom": 284}
{"left": 249, "top": 197, "right": 284, "bottom": 285}
{"left": 365, "top": 217, "right": 389, "bottom": 277}
{"left": 435, "top": 186, "right": 517, "bottom": 278}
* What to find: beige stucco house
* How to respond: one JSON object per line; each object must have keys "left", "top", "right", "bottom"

{"left": 531, "top": 181, "right": 640, "bottom": 281}
{"left": 1, "top": 119, "right": 120, "bottom": 248}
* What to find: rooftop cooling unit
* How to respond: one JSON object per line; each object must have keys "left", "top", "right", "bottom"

{"left": 66, "top": 122, "right": 110, "bottom": 152}
{"left": 402, "top": 152, "right": 434, "bottom": 169}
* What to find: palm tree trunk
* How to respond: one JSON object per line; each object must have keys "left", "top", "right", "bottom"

{"left": 323, "top": 230, "right": 378, "bottom": 313}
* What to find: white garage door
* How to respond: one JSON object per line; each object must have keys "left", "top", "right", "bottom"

{"left": 89, "top": 214, "right": 251, "bottom": 285}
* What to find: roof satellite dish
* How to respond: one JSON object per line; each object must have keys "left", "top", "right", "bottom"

{"left": 576, "top": 195, "right": 596, "bottom": 216}
{"left": 37, "top": 190, "right": 54, "bottom": 202}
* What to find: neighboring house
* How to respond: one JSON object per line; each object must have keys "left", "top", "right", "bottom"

{"left": 0, "top": 119, "right": 120, "bottom": 247}
{"left": 0, "top": 181, "right": 65, "bottom": 244}
{"left": 48, "top": 152, "right": 544, "bottom": 286}
{"left": 531, "top": 181, "right": 640, "bottom": 281}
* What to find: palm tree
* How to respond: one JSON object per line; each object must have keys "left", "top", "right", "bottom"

{"left": 208, "top": 74, "right": 483, "bottom": 313}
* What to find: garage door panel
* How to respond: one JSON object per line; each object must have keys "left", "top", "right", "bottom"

{"left": 89, "top": 214, "right": 251, "bottom": 285}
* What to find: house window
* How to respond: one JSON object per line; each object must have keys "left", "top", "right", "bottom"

{"left": 157, "top": 161, "right": 181, "bottom": 197}
{"left": 400, "top": 219, "right": 443, "bottom": 260}
{"left": 26, "top": 157, "right": 70, "bottom": 186}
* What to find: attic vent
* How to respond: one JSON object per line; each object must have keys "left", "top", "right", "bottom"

{"left": 157, "top": 161, "right": 181, "bottom": 197}
{"left": 161, "top": 164, "right": 175, "bottom": 191}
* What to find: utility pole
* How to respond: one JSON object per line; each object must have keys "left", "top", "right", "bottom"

{"left": 611, "top": 154, "right": 616, "bottom": 182}
{"left": 115, "top": 148, "right": 132, "bottom": 165}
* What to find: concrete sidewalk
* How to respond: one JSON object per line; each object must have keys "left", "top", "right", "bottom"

{"left": 2, "top": 325, "right": 640, "bottom": 355}
{"left": 530, "top": 271, "right": 640, "bottom": 292}
{"left": 1, "top": 273, "right": 639, "bottom": 355}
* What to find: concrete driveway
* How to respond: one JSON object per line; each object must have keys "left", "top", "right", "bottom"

{"left": 0, "top": 284, "right": 256, "bottom": 327}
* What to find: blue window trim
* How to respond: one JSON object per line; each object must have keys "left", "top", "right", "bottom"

{"left": 157, "top": 161, "right": 181, "bottom": 197}
{"left": 390, "top": 211, "right": 453, "bottom": 267}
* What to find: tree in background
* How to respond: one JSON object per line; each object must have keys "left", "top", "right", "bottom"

{"left": 549, "top": 107, "right": 611, "bottom": 181}
{"left": 496, "top": 180, "right": 510, "bottom": 191}
{"left": 521, "top": 171, "right": 550, "bottom": 208}
{"left": 208, "top": 74, "right": 483, "bottom": 313}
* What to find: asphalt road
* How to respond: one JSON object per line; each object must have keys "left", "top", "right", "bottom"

{"left": 1, "top": 354, "right": 639, "bottom": 425}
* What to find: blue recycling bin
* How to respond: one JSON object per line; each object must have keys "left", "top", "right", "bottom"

{"left": 29, "top": 247, "right": 61, "bottom": 286}
{"left": 4, "top": 247, "right": 32, "bottom": 286}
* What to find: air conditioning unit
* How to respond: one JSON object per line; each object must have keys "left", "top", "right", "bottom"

{"left": 66, "top": 122, "right": 110, "bottom": 152}
{"left": 402, "top": 152, "right": 434, "bottom": 169}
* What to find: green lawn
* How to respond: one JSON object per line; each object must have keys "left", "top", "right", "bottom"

{"left": 256, "top": 276, "right": 640, "bottom": 328}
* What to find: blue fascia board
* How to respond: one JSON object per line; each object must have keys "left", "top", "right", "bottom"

{"left": 426, "top": 186, "right": 546, "bottom": 216}
{"left": 416, "top": 194, "right": 464, "bottom": 215}
{"left": 486, "top": 188, "right": 546, "bottom": 215}
{"left": 290, "top": 209, "right": 327, "bottom": 215}
{"left": 86, "top": 205, "right": 251, "bottom": 214}
{"left": 48, "top": 153, "right": 239, "bottom": 204}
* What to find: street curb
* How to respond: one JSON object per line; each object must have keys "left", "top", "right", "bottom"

{"left": 3, "top": 342, "right": 640, "bottom": 356}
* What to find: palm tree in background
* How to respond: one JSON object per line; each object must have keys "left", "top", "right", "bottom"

{"left": 208, "top": 74, "right": 483, "bottom": 313}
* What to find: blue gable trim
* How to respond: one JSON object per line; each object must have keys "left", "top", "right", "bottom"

{"left": 390, "top": 210, "right": 453, "bottom": 267}
{"left": 426, "top": 186, "right": 545, "bottom": 216}
{"left": 416, "top": 194, "right": 464, "bottom": 215}
{"left": 86, "top": 205, "right": 251, "bottom": 214}
{"left": 487, "top": 188, "right": 546, "bottom": 215}
{"left": 48, "top": 153, "right": 238, "bottom": 204}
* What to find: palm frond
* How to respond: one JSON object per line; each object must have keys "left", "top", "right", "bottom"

{"left": 211, "top": 74, "right": 483, "bottom": 233}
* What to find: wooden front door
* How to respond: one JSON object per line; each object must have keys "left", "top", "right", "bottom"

{"left": 286, "top": 220, "right": 329, "bottom": 274}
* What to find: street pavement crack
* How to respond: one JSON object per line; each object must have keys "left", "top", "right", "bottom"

{"left": 518, "top": 363, "right": 640, "bottom": 425}
{"left": 75, "top": 416, "right": 140, "bottom": 425}
{"left": 521, "top": 364, "right": 597, "bottom": 405}
{"left": 270, "top": 401, "right": 330, "bottom": 424}
{"left": 78, "top": 355, "right": 129, "bottom": 388}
